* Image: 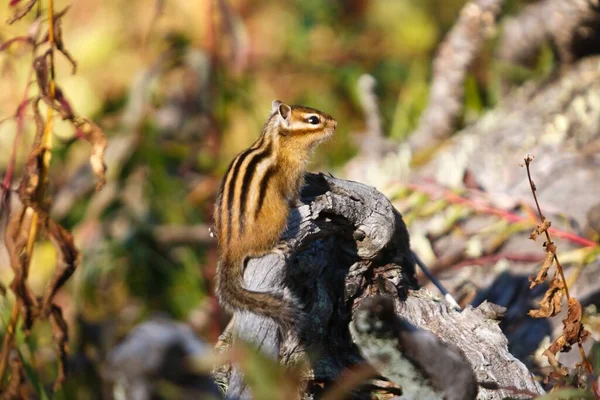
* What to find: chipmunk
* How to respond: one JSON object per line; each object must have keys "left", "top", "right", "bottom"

{"left": 214, "top": 100, "right": 337, "bottom": 331}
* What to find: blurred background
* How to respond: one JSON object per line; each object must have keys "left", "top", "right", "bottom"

{"left": 2, "top": 0, "right": 599, "bottom": 398}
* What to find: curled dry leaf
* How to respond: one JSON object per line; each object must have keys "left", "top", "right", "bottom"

{"left": 33, "top": 52, "right": 74, "bottom": 119}
{"left": 529, "top": 272, "right": 564, "bottom": 318}
{"left": 547, "top": 298, "right": 591, "bottom": 357}
{"left": 530, "top": 219, "right": 551, "bottom": 240}
{"left": 529, "top": 249, "right": 555, "bottom": 288}
{"left": 41, "top": 218, "right": 79, "bottom": 316}
{"left": 54, "top": 87, "right": 74, "bottom": 120}
{"left": 4, "top": 209, "right": 40, "bottom": 332}
{"left": 52, "top": 7, "right": 77, "bottom": 74}
{"left": 73, "top": 117, "right": 107, "bottom": 191}
{"left": 32, "top": 98, "right": 44, "bottom": 148}
{"left": 49, "top": 305, "right": 69, "bottom": 392}
{"left": 16, "top": 147, "right": 43, "bottom": 208}
{"left": 37, "top": 7, "right": 77, "bottom": 73}
{"left": 33, "top": 51, "right": 50, "bottom": 99}
{"left": 563, "top": 299, "right": 590, "bottom": 349}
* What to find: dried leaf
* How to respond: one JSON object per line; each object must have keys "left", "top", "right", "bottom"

{"left": 545, "top": 241, "right": 557, "bottom": 254}
{"left": 49, "top": 305, "right": 69, "bottom": 392}
{"left": 529, "top": 250, "right": 555, "bottom": 288}
{"left": 4, "top": 209, "right": 40, "bottom": 332}
{"left": 529, "top": 272, "right": 564, "bottom": 318}
{"left": 16, "top": 147, "right": 44, "bottom": 208}
{"left": 34, "top": 53, "right": 74, "bottom": 120}
{"left": 73, "top": 117, "right": 107, "bottom": 191}
{"left": 53, "top": 87, "right": 74, "bottom": 120}
{"left": 530, "top": 219, "right": 551, "bottom": 240}
{"left": 33, "top": 51, "right": 50, "bottom": 99}
{"left": 31, "top": 98, "right": 44, "bottom": 148}
{"left": 7, "top": 0, "right": 37, "bottom": 24}
{"left": 41, "top": 218, "right": 79, "bottom": 315}
{"left": 36, "top": 7, "right": 77, "bottom": 73}
{"left": 547, "top": 298, "right": 591, "bottom": 357}
{"left": 52, "top": 7, "right": 77, "bottom": 74}
{"left": 562, "top": 298, "right": 590, "bottom": 348}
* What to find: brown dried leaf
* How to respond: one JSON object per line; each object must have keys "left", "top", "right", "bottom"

{"left": 545, "top": 241, "right": 557, "bottom": 254}
{"left": 33, "top": 51, "right": 50, "bottom": 99}
{"left": 563, "top": 298, "right": 590, "bottom": 348}
{"left": 529, "top": 219, "right": 551, "bottom": 240}
{"left": 36, "top": 7, "right": 77, "bottom": 73}
{"left": 547, "top": 335, "right": 566, "bottom": 357}
{"left": 73, "top": 117, "right": 107, "bottom": 191}
{"left": 32, "top": 98, "right": 44, "bottom": 148}
{"left": 49, "top": 305, "right": 69, "bottom": 392}
{"left": 53, "top": 87, "right": 74, "bottom": 120}
{"left": 4, "top": 209, "right": 40, "bottom": 332}
{"left": 529, "top": 250, "right": 555, "bottom": 288}
{"left": 529, "top": 272, "right": 565, "bottom": 318}
{"left": 52, "top": 7, "right": 77, "bottom": 74}
{"left": 16, "top": 147, "right": 44, "bottom": 208}
{"left": 6, "top": 0, "right": 37, "bottom": 24}
{"left": 41, "top": 218, "right": 79, "bottom": 315}
{"left": 33, "top": 52, "right": 75, "bottom": 119}
{"left": 546, "top": 298, "right": 591, "bottom": 356}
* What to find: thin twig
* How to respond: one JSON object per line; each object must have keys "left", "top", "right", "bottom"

{"left": 524, "top": 155, "right": 570, "bottom": 302}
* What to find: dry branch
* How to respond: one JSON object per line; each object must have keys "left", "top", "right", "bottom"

{"left": 497, "top": 0, "right": 600, "bottom": 67}
{"left": 409, "top": 0, "right": 504, "bottom": 153}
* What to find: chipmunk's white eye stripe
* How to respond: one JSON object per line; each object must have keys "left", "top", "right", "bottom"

{"left": 306, "top": 115, "right": 320, "bottom": 125}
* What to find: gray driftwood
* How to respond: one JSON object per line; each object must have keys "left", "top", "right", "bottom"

{"left": 214, "top": 173, "right": 544, "bottom": 399}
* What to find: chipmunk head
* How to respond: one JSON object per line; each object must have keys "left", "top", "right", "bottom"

{"left": 269, "top": 100, "right": 337, "bottom": 149}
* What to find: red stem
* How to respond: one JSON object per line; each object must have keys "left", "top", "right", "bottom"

{"left": 406, "top": 183, "right": 597, "bottom": 248}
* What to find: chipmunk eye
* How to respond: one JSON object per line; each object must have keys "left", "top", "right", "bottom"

{"left": 307, "top": 115, "right": 320, "bottom": 125}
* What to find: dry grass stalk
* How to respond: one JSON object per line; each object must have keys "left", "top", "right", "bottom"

{"left": 523, "top": 154, "right": 596, "bottom": 392}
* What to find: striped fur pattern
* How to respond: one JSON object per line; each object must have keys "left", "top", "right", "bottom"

{"left": 214, "top": 100, "right": 337, "bottom": 331}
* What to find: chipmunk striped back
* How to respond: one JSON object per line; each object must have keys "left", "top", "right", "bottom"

{"left": 214, "top": 100, "right": 337, "bottom": 331}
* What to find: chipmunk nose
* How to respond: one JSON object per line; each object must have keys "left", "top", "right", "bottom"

{"left": 332, "top": 119, "right": 338, "bottom": 129}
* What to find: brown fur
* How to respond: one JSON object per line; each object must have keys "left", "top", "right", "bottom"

{"left": 214, "top": 100, "right": 337, "bottom": 331}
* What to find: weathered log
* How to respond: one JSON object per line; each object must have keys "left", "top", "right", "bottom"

{"left": 214, "top": 173, "right": 544, "bottom": 399}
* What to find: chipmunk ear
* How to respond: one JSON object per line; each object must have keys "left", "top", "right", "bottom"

{"left": 273, "top": 100, "right": 291, "bottom": 128}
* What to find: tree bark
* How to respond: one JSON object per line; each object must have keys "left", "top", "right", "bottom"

{"left": 214, "top": 173, "right": 544, "bottom": 399}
